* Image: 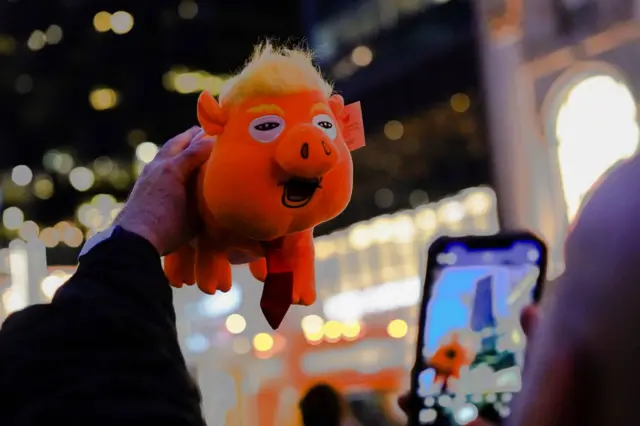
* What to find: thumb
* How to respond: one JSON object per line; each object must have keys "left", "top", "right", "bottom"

{"left": 173, "top": 135, "right": 215, "bottom": 179}
{"left": 520, "top": 305, "right": 540, "bottom": 340}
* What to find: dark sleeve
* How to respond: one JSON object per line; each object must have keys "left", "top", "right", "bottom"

{"left": 0, "top": 231, "right": 206, "bottom": 426}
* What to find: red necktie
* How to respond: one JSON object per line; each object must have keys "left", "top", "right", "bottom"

{"left": 260, "top": 238, "right": 293, "bottom": 329}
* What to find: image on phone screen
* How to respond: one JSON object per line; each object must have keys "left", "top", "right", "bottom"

{"left": 414, "top": 238, "right": 544, "bottom": 425}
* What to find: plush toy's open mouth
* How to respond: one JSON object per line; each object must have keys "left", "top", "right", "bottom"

{"left": 281, "top": 177, "right": 322, "bottom": 208}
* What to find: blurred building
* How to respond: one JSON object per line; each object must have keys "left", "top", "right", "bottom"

{"left": 476, "top": 0, "right": 640, "bottom": 276}
{"left": 306, "top": 0, "right": 494, "bottom": 234}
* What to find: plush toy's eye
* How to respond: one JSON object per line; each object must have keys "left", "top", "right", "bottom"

{"left": 249, "top": 115, "right": 285, "bottom": 143}
{"left": 312, "top": 114, "right": 337, "bottom": 140}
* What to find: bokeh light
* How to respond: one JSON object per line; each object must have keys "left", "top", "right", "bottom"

{"left": 450, "top": 93, "right": 471, "bottom": 113}
{"left": 33, "top": 176, "right": 54, "bottom": 199}
{"left": 323, "top": 320, "right": 343, "bottom": 341}
{"left": 387, "top": 319, "right": 408, "bottom": 339}
{"left": 178, "top": 0, "right": 199, "bottom": 19}
{"left": 136, "top": 142, "right": 159, "bottom": 163}
{"left": 351, "top": 45, "right": 373, "bottom": 67}
{"left": 69, "top": 167, "right": 95, "bottom": 192}
{"left": 45, "top": 25, "right": 63, "bottom": 44}
{"left": 89, "top": 88, "right": 119, "bottom": 111}
{"left": 384, "top": 120, "right": 404, "bottom": 140}
{"left": 93, "top": 12, "right": 112, "bottom": 32}
{"left": 225, "top": 314, "right": 247, "bottom": 334}
{"left": 252, "top": 333, "right": 274, "bottom": 352}
{"left": 2, "top": 207, "right": 24, "bottom": 230}
{"left": 342, "top": 321, "right": 362, "bottom": 339}
{"left": 110, "top": 11, "right": 134, "bottom": 35}
{"left": 18, "top": 220, "right": 40, "bottom": 242}
{"left": 27, "top": 30, "right": 46, "bottom": 51}
{"left": 11, "top": 165, "right": 33, "bottom": 186}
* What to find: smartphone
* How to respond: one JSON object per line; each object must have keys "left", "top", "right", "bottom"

{"left": 409, "top": 232, "right": 547, "bottom": 426}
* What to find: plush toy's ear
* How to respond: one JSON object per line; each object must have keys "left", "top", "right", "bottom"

{"left": 328, "top": 94, "right": 345, "bottom": 119}
{"left": 197, "top": 91, "right": 226, "bottom": 135}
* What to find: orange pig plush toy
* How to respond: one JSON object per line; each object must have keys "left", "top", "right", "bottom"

{"left": 163, "top": 42, "right": 365, "bottom": 329}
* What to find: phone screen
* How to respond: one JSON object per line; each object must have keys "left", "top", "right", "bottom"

{"left": 411, "top": 234, "right": 546, "bottom": 426}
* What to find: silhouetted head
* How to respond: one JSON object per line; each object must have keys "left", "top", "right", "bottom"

{"left": 299, "top": 383, "right": 345, "bottom": 426}
{"left": 508, "top": 155, "right": 640, "bottom": 426}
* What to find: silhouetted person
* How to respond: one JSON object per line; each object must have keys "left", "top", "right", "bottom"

{"left": 300, "top": 383, "right": 360, "bottom": 426}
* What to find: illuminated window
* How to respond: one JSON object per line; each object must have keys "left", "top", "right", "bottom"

{"left": 554, "top": 73, "right": 639, "bottom": 222}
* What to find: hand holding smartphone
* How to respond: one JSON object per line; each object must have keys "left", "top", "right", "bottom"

{"left": 409, "top": 232, "right": 547, "bottom": 426}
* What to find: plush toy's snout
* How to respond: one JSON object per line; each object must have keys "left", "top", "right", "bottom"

{"left": 275, "top": 123, "right": 340, "bottom": 179}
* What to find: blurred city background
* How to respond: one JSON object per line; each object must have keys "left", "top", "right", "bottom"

{"left": 0, "top": 0, "right": 638, "bottom": 424}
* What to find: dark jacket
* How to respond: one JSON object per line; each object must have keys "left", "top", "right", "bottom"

{"left": 0, "top": 230, "right": 206, "bottom": 426}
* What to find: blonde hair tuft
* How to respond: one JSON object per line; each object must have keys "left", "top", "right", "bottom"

{"left": 219, "top": 41, "right": 333, "bottom": 106}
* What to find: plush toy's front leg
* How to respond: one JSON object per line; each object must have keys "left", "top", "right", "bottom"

{"left": 284, "top": 230, "right": 316, "bottom": 306}
{"left": 195, "top": 236, "right": 232, "bottom": 295}
{"left": 164, "top": 243, "right": 196, "bottom": 287}
{"left": 249, "top": 258, "right": 267, "bottom": 282}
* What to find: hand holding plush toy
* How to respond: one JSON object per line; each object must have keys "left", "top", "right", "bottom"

{"left": 163, "top": 42, "right": 365, "bottom": 329}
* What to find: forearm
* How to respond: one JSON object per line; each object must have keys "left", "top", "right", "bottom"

{"left": 0, "top": 228, "right": 204, "bottom": 425}
{"left": 55, "top": 226, "right": 175, "bottom": 329}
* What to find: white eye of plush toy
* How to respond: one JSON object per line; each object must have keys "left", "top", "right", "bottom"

{"left": 312, "top": 114, "right": 337, "bottom": 140}
{"left": 249, "top": 115, "right": 285, "bottom": 143}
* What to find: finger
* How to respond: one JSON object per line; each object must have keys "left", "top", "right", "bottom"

{"left": 521, "top": 304, "right": 540, "bottom": 375}
{"left": 397, "top": 393, "right": 410, "bottom": 414}
{"left": 157, "top": 126, "right": 201, "bottom": 159}
{"left": 173, "top": 135, "right": 215, "bottom": 179}
{"left": 520, "top": 304, "right": 540, "bottom": 339}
